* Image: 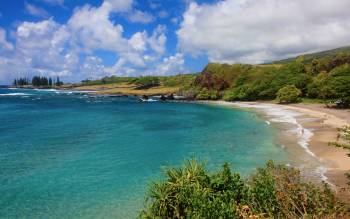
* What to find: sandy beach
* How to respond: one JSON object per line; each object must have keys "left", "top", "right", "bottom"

{"left": 283, "top": 103, "right": 350, "bottom": 202}
{"left": 203, "top": 101, "right": 350, "bottom": 201}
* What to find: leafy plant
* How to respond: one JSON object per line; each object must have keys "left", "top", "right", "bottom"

{"left": 139, "top": 160, "right": 348, "bottom": 218}
{"left": 276, "top": 85, "right": 302, "bottom": 104}
{"left": 196, "top": 88, "right": 219, "bottom": 100}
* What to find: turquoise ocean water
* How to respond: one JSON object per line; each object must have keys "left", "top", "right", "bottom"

{"left": 0, "top": 88, "right": 288, "bottom": 218}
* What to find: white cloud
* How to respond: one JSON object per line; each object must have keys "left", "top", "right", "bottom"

{"left": 0, "top": 28, "right": 13, "bottom": 51}
{"left": 147, "top": 25, "right": 166, "bottom": 55}
{"left": 25, "top": 2, "right": 50, "bottom": 18}
{"left": 104, "top": 0, "right": 133, "bottom": 12}
{"left": 177, "top": 0, "right": 350, "bottom": 64}
{"left": 68, "top": 3, "right": 130, "bottom": 53}
{"left": 154, "top": 53, "right": 185, "bottom": 75}
{"left": 0, "top": 0, "right": 182, "bottom": 83}
{"left": 126, "top": 10, "right": 155, "bottom": 24}
{"left": 0, "top": 19, "right": 79, "bottom": 82}
{"left": 158, "top": 10, "right": 168, "bottom": 19}
{"left": 80, "top": 56, "right": 106, "bottom": 79}
{"left": 16, "top": 19, "right": 75, "bottom": 74}
{"left": 67, "top": 1, "right": 165, "bottom": 69}
{"left": 129, "top": 31, "right": 147, "bottom": 51}
{"left": 171, "top": 17, "right": 179, "bottom": 24}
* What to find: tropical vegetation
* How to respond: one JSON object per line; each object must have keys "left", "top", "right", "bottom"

{"left": 139, "top": 160, "right": 349, "bottom": 218}
{"left": 73, "top": 46, "right": 350, "bottom": 106}
{"left": 276, "top": 85, "right": 302, "bottom": 104}
{"left": 182, "top": 51, "right": 350, "bottom": 106}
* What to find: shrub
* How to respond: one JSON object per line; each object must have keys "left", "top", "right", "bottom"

{"left": 327, "top": 64, "right": 350, "bottom": 106}
{"left": 276, "top": 85, "right": 302, "bottom": 104}
{"left": 222, "top": 86, "right": 252, "bottom": 101}
{"left": 223, "top": 89, "right": 237, "bottom": 101}
{"left": 139, "top": 160, "right": 348, "bottom": 219}
{"left": 133, "top": 76, "right": 160, "bottom": 86}
{"left": 179, "top": 86, "right": 201, "bottom": 100}
{"left": 195, "top": 88, "right": 219, "bottom": 100}
{"left": 139, "top": 160, "right": 249, "bottom": 219}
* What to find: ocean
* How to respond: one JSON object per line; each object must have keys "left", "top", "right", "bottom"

{"left": 0, "top": 88, "right": 289, "bottom": 218}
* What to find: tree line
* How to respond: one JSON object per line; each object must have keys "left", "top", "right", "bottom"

{"left": 180, "top": 52, "right": 350, "bottom": 107}
{"left": 13, "top": 76, "right": 63, "bottom": 87}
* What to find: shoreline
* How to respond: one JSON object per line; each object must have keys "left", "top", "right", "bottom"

{"left": 281, "top": 103, "right": 350, "bottom": 201}
{"left": 4, "top": 88, "right": 350, "bottom": 196}
{"left": 202, "top": 100, "right": 350, "bottom": 199}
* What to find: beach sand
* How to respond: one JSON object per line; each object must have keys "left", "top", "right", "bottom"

{"left": 203, "top": 101, "right": 350, "bottom": 202}
{"left": 283, "top": 104, "right": 350, "bottom": 202}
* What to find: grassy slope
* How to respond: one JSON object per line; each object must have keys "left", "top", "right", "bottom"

{"left": 272, "top": 45, "right": 350, "bottom": 64}
{"left": 74, "top": 82, "right": 179, "bottom": 95}
{"left": 189, "top": 46, "right": 350, "bottom": 102}
{"left": 73, "top": 74, "right": 197, "bottom": 96}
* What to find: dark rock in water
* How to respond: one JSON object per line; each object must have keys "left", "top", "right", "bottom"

{"left": 160, "top": 95, "right": 167, "bottom": 101}
{"left": 142, "top": 95, "right": 149, "bottom": 100}
{"left": 107, "top": 94, "right": 129, "bottom": 98}
{"left": 166, "top": 93, "right": 175, "bottom": 100}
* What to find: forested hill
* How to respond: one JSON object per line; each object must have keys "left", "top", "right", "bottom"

{"left": 181, "top": 48, "right": 350, "bottom": 106}
{"left": 272, "top": 46, "right": 350, "bottom": 64}
{"left": 74, "top": 46, "right": 350, "bottom": 105}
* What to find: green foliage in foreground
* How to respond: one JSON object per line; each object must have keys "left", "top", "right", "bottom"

{"left": 276, "top": 85, "right": 302, "bottom": 104}
{"left": 139, "top": 160, "right": 348, "bottom": 219}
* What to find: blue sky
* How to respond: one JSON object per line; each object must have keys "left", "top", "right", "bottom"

{"left": 0, "top": 0, "right": 349, "bottom": 83}
{"left": 0, "top": 0, "right": 211, "bottom": 83}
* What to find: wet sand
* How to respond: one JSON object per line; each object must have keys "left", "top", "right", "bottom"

{"left": 283, "top": 103, "right": 350, "bottom": 202}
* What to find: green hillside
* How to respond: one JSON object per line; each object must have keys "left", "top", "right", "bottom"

{"left": 74, "top": 46, "right": 350, "bottom": 106}
{"left": 180, "top": 48, "right": 350, "bottom": 106}
{"left": 272, "top": 46, "right": 350, "bottom": 64}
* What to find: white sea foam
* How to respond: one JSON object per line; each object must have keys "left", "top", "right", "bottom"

{"left": 229, "top": 102, "right": 330, "bottom": 184}
{"left": 140, "top": 98, "right": 158, "bottom": 102}
{"left": 34, "top": 88, "right": 89, "bottom": 95}
{"left": 77, "top": 90, "right": 97, "bottom": 93}
{"left": 0, "top": 93, "right": 31, "bottom": 96}
{"left": 34, "top": 88, "right": 58, "bottom": 92}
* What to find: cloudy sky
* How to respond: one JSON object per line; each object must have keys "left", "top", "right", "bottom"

{"left": 0, "top": 0, "right": 349, "bottom": 83}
